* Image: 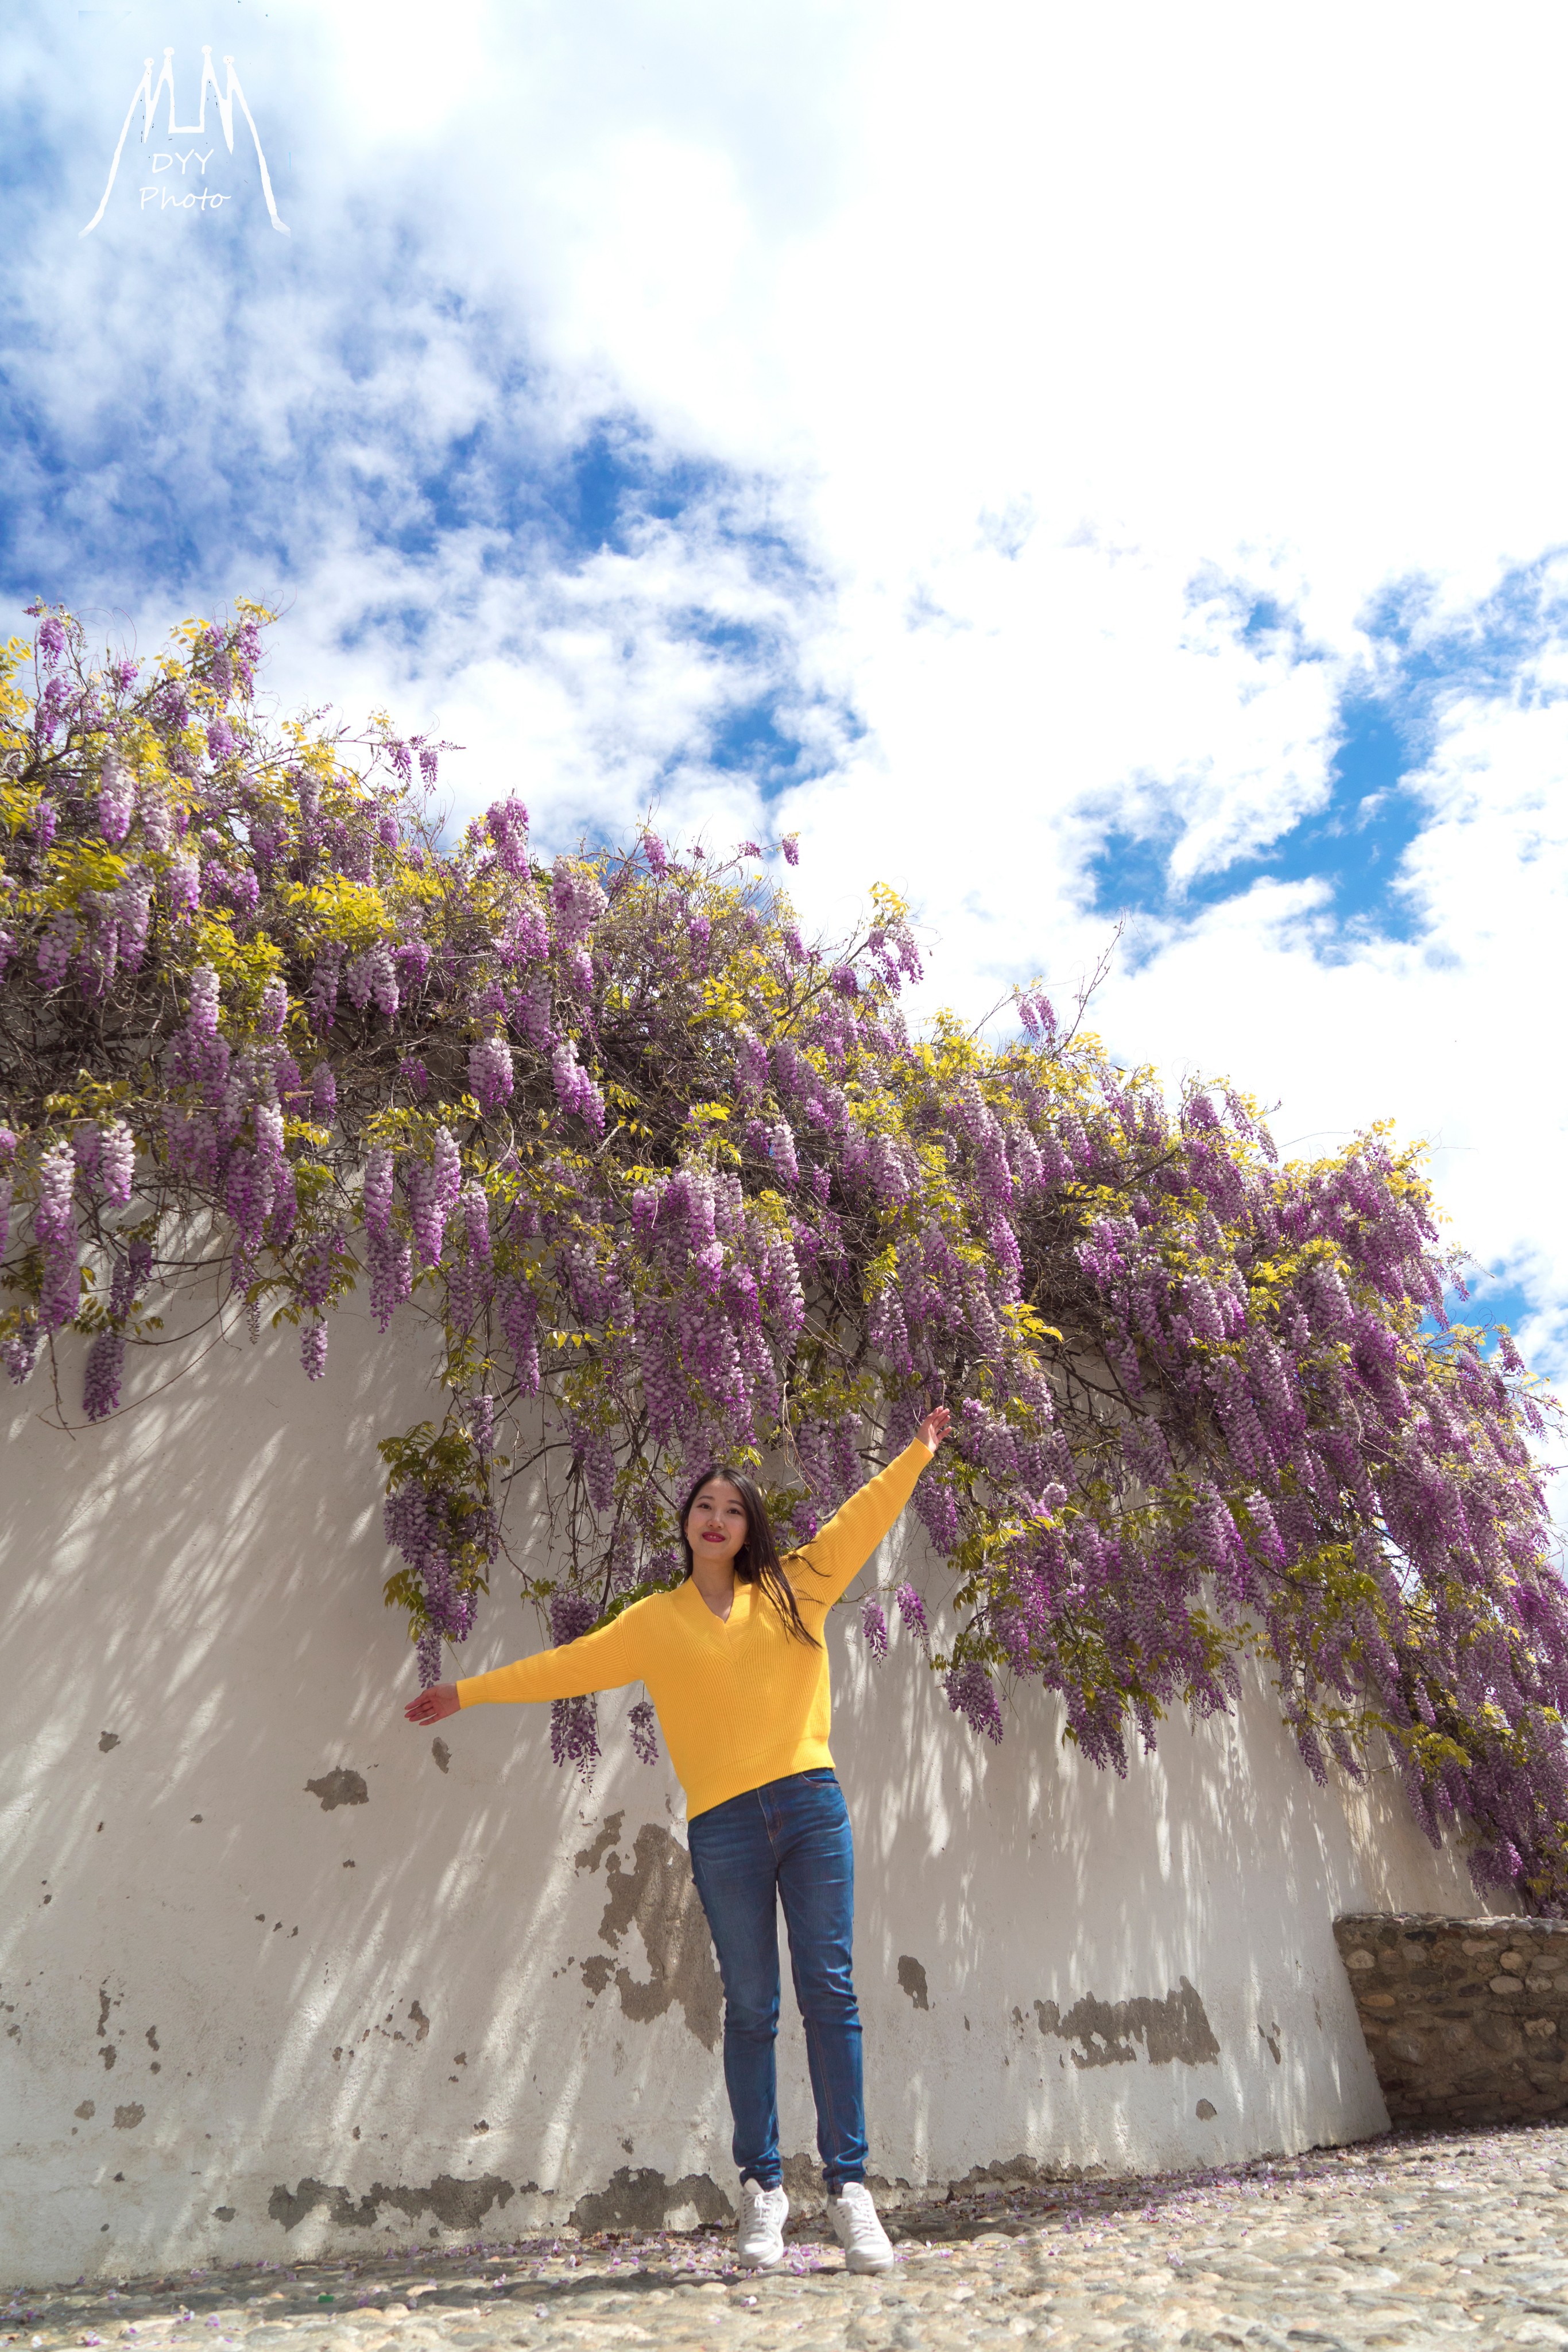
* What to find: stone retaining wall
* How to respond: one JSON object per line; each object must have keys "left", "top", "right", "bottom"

{"left": 1334, "top": 1912, "right": 1568, "bottom": 2126}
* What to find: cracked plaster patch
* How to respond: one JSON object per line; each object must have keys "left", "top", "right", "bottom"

{"left": 1035, "top": 1976, "right": 1220, "bottom": 2069}
{"left": 305, "top": 1768, "right": 369, "bottom": 1810}
{"left": 268, "top": 2173, "right": 525, "bottom": 2231}
{"left": 576, "top": 1820, "right": 722, "bottom": 2049}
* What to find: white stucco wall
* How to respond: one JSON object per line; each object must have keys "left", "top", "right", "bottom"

{"left": 1, "top": 1299, "right": 1488, "bottom": 2287}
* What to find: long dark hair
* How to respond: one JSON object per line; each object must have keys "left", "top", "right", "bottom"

{"left": 677, "top": 1466, "right": 819, "bottom": 1647}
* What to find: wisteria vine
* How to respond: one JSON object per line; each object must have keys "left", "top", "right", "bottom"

{"left": 3, "top": 604, "right": 1565, "bottom": 1905}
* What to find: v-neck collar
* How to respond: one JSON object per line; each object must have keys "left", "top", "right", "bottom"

{"left": 679, "top": 1575, "right": 753, "bottom": 1639}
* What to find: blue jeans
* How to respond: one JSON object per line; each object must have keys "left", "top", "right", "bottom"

{"left": 686, "top": 1768, "right": 866, "bottom": 2193}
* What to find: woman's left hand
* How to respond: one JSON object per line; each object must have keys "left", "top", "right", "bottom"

{"left": 405, "top": 1681, "right": 460, "bottom": 1726}
{"left": 916, "top": 1405, "right": 951, "bottom": 1452}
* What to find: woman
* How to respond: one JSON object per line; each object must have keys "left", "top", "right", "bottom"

{"left": 405, "top": 1406, "right": 950, "bottom": 2275}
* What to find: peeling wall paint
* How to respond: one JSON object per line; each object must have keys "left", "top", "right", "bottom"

{"left": 579, "top": 1823, "right": 723, "bottom": 2049}
{"left": 304, "top": 1770, "right": 369, "bottom": 1812}
{"left": 571, "top": 2167, "right": 734, "bottom": 2234}
{"left": 0, "top": 1302, "right": 1495, "bottom": 2286}
{"left": 268, "top": 2175, "right": 524, "bottom": 2233}
{"left": 1033, "top": 1979, "right": 1221, "bottom": 2070}
{"left": 898, "top": 1957, "right": 930, "bottom": 2011}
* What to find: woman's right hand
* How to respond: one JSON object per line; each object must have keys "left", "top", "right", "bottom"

{"left": 404, "top": 1681, "right": 460, "bottom": 1726}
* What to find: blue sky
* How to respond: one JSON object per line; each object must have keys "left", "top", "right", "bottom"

{"left": 1087, "top": 554, "right": 1568, "bottom": 943}
{"left": 1084, "top": 695, "right": 1425, "bottom": 941}
{"left": 5, "top": 0, "right": 1568, "bottom": 1394}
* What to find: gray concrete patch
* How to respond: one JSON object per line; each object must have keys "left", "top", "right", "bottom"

{"left": 1034, "top": 1975, "right": 1221, "bottom": 2068}
{"left": 304, "top": 1769, "right": 369, "bottom": 1811}
{"left": 587, "top": 1821, "right": 723, "bottom": 2049}
{"left": 266, "top": 2176, "right": 524, "bottom": 2233}
{"left": 897, "top": 1957, "right": 930, "bottom": 2010}
{"left": 569, "top": 2167, "right": 734, "bottom": 2233}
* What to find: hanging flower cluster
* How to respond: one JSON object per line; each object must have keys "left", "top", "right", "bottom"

{"left": 3, "top": 604, "right": 1565, "bottom": 1904}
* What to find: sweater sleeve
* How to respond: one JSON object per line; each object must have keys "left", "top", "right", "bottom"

{"left": 456, "top": 1606, "right": 644, "bottom": 1709}
{"left": 788, "top": 1438, "right": 932, "bottom": 1613}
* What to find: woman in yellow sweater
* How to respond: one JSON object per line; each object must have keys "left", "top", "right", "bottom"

{"left": 405, "top": 1406, "right": 949, "bottom": 2276}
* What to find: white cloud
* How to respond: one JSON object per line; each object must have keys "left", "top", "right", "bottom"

{"left": 1083, "top": 684, "right": 1568, "bottom": 1375}
{"left": 11, "top": 0, "right": 1568, "bottom": 1384}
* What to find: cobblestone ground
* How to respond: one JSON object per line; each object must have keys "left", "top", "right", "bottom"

{"left": 9, "top": 2125, "right": 1568, "bottom": 2352}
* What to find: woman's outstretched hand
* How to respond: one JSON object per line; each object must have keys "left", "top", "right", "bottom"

{"left": 405, "top": 1681, "right": 460, "bottom": 1726}
{"left": 916, "top": 1405, "right": 951, "bottom": 1452}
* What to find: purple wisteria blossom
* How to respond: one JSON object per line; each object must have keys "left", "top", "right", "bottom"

{"left": 469, "top": 1034, "right": 513, "bottom": 1113}
{"left": 551, "top": 858, "right": 607, "bottom": 948}
{"left": 3, "top": 1314, "right": 42, "bottom": 1386}
{"left": 350, "top": 940, "right": 399, "bottom": 1019}
{"left": 945, "top": 1662, "right": 1004, "bottom": 1744}
{"left": 485, "top": 796, "right": 531, "bottom": 876}
{"left": 368, "top": 1229, "right": 412, "bottom": 1331}
{"left": 37, "top": 912, "right": 77, "bottom": 988}
{"left": 187, "top": 965, "right": 220, "bottom": 1038}
{"left": 98, "top": 755, "right": 134, "bottom": 845}
{"left": 552, "top": 1038, "right": 605, "bottom": 1130}
{"left": 168, "top": 852, "right": 200, "bottom": 923}
{"left": 460, "top": 1185, "right": 491, "bottom": 1260}
{"left": 6, "top": 602, "right": 1563, "bottom": 1906}
{"left": 895, "top": 1583, "right": 928, "bottom": 1641}
{"left": 363, "top": 1146, "right": 394, "bottom": 1237}
{"left": 99, "top": 1120, "right": 134, "bottom": 1205}
{"left": 83, "top": 1332, "right": 126, "bottom": 1421}
{"left": 33, "top": 1143, "right": 79, "bottom": 1334}
{"left": 549, "top": 1591, "right": 601, "bottom": 1781}
{"left": 308, "top": 942, "right": 343, "bottom": 1027}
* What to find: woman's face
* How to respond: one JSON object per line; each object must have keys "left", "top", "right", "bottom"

{"left": 686, "top": 1478, "right": 749, "bottom": 1572}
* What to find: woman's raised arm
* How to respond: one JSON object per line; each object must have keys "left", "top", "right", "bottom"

{"left": 791, "top": 1407, "right": 950, "bottom": 1610}
{"left": 401, "top": 1606, "right": 643, "bottom": 1727}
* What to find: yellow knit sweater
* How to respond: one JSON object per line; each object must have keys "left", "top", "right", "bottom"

{"left": 456, "top": 1439, "right": 932, "bottom": 1816}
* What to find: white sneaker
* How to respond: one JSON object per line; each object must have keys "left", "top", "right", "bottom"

{"left": 827, "top": 2181, "right": 894, "bottom": 2274}
{"left": 736, "top": 2179, "right": 789, "bottom": 2268}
